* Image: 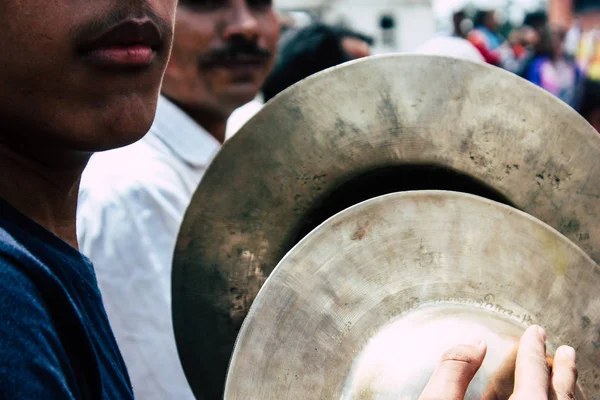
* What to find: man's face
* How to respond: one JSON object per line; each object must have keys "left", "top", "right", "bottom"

{"left": 0, "top": 1, "right": 176, "bottom": 154}
{"left": 551, "top": 29, "right": 567, "bottom": 58}
{"left": 487, "top": 11, "right": 500, "bottom": 32}
{"left": 163, "top": 0, "right": 279, "bottom": 117}
{"left": 521, "top": 27, "right": 539, "bottom": 47}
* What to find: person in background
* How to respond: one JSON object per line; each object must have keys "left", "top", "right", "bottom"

{"left": 578, "top": 78, "right": 600, "bottom": 132}
{"left": 577, "top": 28, "right": 600, "bottom": 80}
{"left": 415, "top": 35, "right": 485, "bottom": 63}
{"left": 523, "top": 11, "right": 548, "bottom": 35}
{"left": 226, "top": 14, "right": 298, "bottom": 139}
{"left": 77, "top": 1, "right": 279, "bottom": 399}
{"left": 523, "top": 26, "right": 580, "bottom": 107}
{"left": 466, "top": 9, "right": 521, "bottom": 73}
{"left": 414, "top": 9, "right": 484, "bottom": 64}
{"left": 508, "top": 26, "right": 539, "bottom": 60}
{"left": 500, "top": 24, "right": 539, "bottom": 74}
{"left": 227, "top": 23, "right": 373, "bottom": 137}
{"left": 0, "top": 0, "right": 177, "bottom": 398}
{"left": 262, "top": 23, "right": 373, "bottom": 103}
{"left": 467, "top": 9, "right": 505, "bottom": 65}
{"left": 508, "top": 12, "right": 546, "bottom": 77}
{"left": 519, "top": 11, "right": 548, "bottom": 56}
{"left": 452, "top": 10, "right": 473, "bottom": 39}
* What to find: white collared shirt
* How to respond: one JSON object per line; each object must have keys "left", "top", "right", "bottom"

{"left": 77, "top": 96, "right": 220, "bottom": 400}
{"left": 225, "top": 94, "right": 264, "bottom": 139}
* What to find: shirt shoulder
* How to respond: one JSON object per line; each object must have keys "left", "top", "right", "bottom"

{"left": 83, "top": 134, "right": 181, "bottom": 186}
{"left": 80, "top": 135, "right": 191, "bottom": 208}
{"left": 77, "top": 144, "right": 192, "bottom": 254}
{"left": 0, "top": 252, "right": 81, "bottom": 399}
{"left": 0, "top": 207, "right": 133, "bottom": 400}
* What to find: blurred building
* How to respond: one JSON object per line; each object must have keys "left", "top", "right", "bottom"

{"left": 276, "top": 0, "right": 436, "bottom": 53}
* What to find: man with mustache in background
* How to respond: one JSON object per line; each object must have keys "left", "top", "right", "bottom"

{"left": 0, "top": 0, "right": 176, "bottom": 398}
{"left": 77, "top": 1, "right": 280, "bottom": 398}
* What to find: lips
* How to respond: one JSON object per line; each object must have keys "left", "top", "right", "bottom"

{"left": 79, "top": 20, "right": 163, "bottom": 70}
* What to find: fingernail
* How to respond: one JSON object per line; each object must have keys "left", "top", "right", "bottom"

{"left": 535, "top": 325, "right": 547, "bottom": 341}
{"left": 562, "top": 346, "right": 576, "bottom": 362}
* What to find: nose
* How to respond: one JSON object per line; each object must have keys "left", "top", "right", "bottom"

{"left": 223, "top": 1, "right": 260, "bottom": 41}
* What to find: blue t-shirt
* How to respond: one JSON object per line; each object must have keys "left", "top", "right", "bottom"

{"left": 0, "top": 198, "right": 133, "bottom": 399}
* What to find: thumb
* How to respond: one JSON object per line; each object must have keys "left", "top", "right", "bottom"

{"left": 418, "top": 340, "right": 487, "bottom": 400}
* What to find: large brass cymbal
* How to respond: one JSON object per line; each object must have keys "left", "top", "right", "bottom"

{"left": 225, "top": 191, "right": 600, "bottom": 399}
{"left": 172, "top": 55, "right": 600, "bottom": 398}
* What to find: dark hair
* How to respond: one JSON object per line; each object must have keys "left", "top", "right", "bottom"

{"left": 518, "top": 26, "right": 561, "bottom": 78}
{"left": 453, "top": 10, "right": 466, "bottom": 25}
{"left": 473, "top": 10, "right": 493, "bottom": 28}
{"left": 452, "top": 10, "right": 466, "bottom": 35}
{"left": 523, "top": 11, "right": 548, "bottom": 30}
{"left": 574, "top": 0, "right": 600, "bottom": 12}
{"left": 262, "top": 23, "right": 373, "bottom": 102}
{"left": 533, "top": 26, "right": 554, "bottom": 59}
{"left": 579, "top": 79, "right": 600, "bottom": 119}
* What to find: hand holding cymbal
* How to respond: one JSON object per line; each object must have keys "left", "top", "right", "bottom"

{"left": 420, "top": 325, "right": 578, "bottom": 400}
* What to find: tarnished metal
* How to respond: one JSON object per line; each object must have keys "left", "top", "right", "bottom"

{"left": 225, "top": 191, "right": 599, "bottom": 399}
{"left": 172, "top": 54, "right": 600, "bottom": 398}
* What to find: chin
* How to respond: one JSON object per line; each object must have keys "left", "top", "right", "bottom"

{"left": 98, "top": 120, "right": 153, "bottom": 151}
{"left": 82, "top": 94, "right": 159, "bottom": 152}
{"left": 225, "top": 86, "right": 261, "bottom": 109}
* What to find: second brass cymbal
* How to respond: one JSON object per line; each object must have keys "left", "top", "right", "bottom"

{"left": 226, "top": 191, "right": 599, "bottom": 399}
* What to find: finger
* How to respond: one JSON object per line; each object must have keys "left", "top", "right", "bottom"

{"left": 481, "top": 343, "right": 518, "bottom": 400}
{"left": 418, "top": 340, "right": 487, "bottom": 400}
{"left": 549, "top": 346, "right": 578, "bottom": 400}
{"left": 513, "top": 325, "right": 550, "bottom": 397}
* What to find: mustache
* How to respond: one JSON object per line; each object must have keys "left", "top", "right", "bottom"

{"left": 200, "top": 40, "right": 272, "bottom": 66}
{"left": 71, "top": 3, "right": 173, "bottom": 51}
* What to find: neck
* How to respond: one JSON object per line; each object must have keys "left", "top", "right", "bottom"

{"left": 194, "top": 116, "right": 227, "bottom": 144}
{"left": 165, "top": 97, "right": 229, "bottom": 144}
{"left": 0, "top": 143, "right": 88, "bottom": 249}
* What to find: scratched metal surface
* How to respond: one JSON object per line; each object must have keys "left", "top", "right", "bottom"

{"left": 225, "top": 191, "right": 600, "bottom": 400}
{"left": 172, "top": 54, "right": 600, "bottom": 398}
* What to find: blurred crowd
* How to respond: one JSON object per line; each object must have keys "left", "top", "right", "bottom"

{"left": 451, "top": 8, "right": 600, "bottom": 131}
{"left": 226, "top": 7, "right": 600, "bottom": 136}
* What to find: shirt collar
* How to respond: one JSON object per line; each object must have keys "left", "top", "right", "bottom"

{"left": 149, "top": 95, "right": 221, "bottom": 167}
{"left": 256, "top": 93, "right": 264, "bottom": 104}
